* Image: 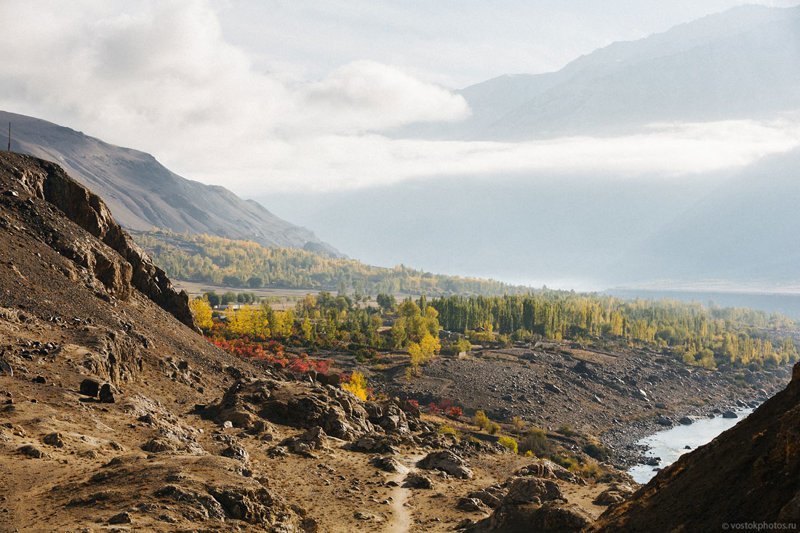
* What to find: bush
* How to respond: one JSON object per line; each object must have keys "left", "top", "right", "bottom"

{"left": 519, "top": 427, "right": 550, "bottom": 456}
{"left": 488, "top": 422, "right": 501, "bottom": 435}
{"left": 439, "top": 425, "right": 459, "bottom": 437}
{"left": 473, "top": 410, "right": 491, "bottom": 431}
{"left": 511, "top": 416, "right": 526, "bottom": 432}
{"left": 558, "top": 424, "right": 577, "bottom": 437}
{"left": 498, "top": 435, "right": 518, "bottom": 454}
{"left": 583, "top": 442, "right": 609, "bottom": 461}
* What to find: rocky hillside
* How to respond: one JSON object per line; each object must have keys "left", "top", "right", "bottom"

{"left": 0, "top": 152, "right": 625, "bottom": 531}
{"left": 0, "top": 110, "right": 338, "bottom": 255}
{"left": 595, "top": 362, "right": 800, "bottom": 530}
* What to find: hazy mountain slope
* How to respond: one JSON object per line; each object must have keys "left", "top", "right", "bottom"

{"left": 0, "top": 110, "right": 338, "bottom": 255}
{"left": 408, "top": 5, "right": 800, "bottom": 140}
{"left": 616, "top": 148, "right": 800, "bottom": 285}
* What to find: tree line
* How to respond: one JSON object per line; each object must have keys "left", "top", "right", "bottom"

{"left": 133, "top": 230, "right": 528, "bottom": 296}
{"left": 430, "top": 294, "right": 798, "bottom": 368}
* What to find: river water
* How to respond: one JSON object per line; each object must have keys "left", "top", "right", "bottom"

{"left": 628, "top": 408, "right": 753, "bottom": 484}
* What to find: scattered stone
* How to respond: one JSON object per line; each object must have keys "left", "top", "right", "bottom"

{"left": 679, "top": 416, "right": 693, "bottom": 425}
{"left": 645, "top": 457, "right": 661, "bottom": 467}
{"left": 32, "top": 375, "right": 46, "bottom": 384}
{"left": 722, "top": 410, "right": 738, "bottom": 419}
{"left": 141, "top": 437, "right": 177, "bottom": 454}
{"left": 468, "top": 490, "right": 502, "bottom": 509}
{"left": 79, "top": 378, "right": 100, "bottom": 398}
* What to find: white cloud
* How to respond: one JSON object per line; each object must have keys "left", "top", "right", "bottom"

{"left": 0, "top": 1, "right": 798, "bottom": 195}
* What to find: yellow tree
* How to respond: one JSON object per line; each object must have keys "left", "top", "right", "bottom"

{"left": 189, "top": 297, "right": 213, "bottom": 331}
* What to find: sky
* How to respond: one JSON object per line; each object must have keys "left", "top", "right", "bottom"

{"left": 0, "top": 0, "right": 799, "bottom": 195}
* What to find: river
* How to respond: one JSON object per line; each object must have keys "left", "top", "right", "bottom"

{"left": 628, "top": 408, "right": 753, "bottom": 484}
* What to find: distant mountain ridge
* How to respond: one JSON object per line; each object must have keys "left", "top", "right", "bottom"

{"left": 0, "top": 110, "right": 339, "bottom": 255}
{"left": 401, "top": 4, "right": 800, "bottom": 140}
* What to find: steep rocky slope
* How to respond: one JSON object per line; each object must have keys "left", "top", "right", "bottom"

{"left": 0, "top": 110, "right": 337, "bottom": 255}
{"left": 595, "top": 362, "right": 800, "bottom": 530}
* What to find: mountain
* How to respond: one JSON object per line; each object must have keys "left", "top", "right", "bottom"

{"left": 0, "top": 110, "right": 338, "bottom": 255}
{"left": 595, "top": 362, "right": 800, "bottom": 530}
{"left": 402, "top": 4, "right": 800, "bottom": 140}
{"left": 615, "top": 148, "right": 800, "bottom": 286}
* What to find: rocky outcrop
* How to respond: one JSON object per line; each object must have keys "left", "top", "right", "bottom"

{"left": 0, "top": 153, "right": 194, "bottom": 328}
{"left": 595, "top": 362, "right": 800, "bottom": 531}
{"left": 467, "top": 477, "right": 591, "bottom": 532}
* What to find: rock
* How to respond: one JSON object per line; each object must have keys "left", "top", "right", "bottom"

{"left": 656, "top": 415, "right": 673, "bottom": 426}
{"left": 351, "top": 434, "right": 398, "bottom": 454}
{"left": 282, "top": 426, "right": 329, "bottom": 457}
{"left": 514, "top": 459, "right": 579, "bottom": 484}
{"left": 108, "top": 512, "right": 132, "bottom": 524}
{"left": 418, "top": 450, "right": 473, "bottom": 479}
{"left": 141, "top": 437, "right": 177, "bottom": 454}
{"left": 32, "top": 375, "right": 46, "bottom": 384}
{"left": 372, "top": 456, "right": 402, "bottom": 473}
{"left": 154, "top": 485, "right": 226, "bottom": 521}
{"left": 43, "top": 432, "right": 65, "bottom": 448}
{"left": 645, "top": 457, "right": 661, "bottom": 466}
{"left": 353, "top": 510, "right": 383, "bottom": 521}
{"left": 503, "top": 477, "right": 564, "bottom": 505}
{"left": 468, "top": 490, "right": 502, "bottom": 509}
{"left": 79, "top": 378, "right": 101, "bottom": 397}
{"left": 685, "top": 445, "right": 692, "bottom": 450}
{"left": 207, "top": 486, "right": 285, "bottom": 524}
{"left": 0, "top": 357, "right": 12, "bottom": 376}
{"left": 655, "top": 402, "right": 667, "bottom": 409}
{"left": 722, "top": 410, "right": 738, "bottom": 419}
{"left": 221, "top": 443, "right": 250, "bottom": 463}
{"left": 18, "top": 444, "right": 45, "bottom": 458}
{"left": 99, "top": 383, "right": 115, "bottom": 403}
{"left": 679, "top": 416, "right": 693, "bottom": 425}
{"left": 468, "top": 501, "right": 591, "bottom": 533}
{"left": 544, "top": 383, "right": 563, "bottom": 394}
{"left": 403, "top": 473, "right": 433, "bottom": 489}
{"left": 457, "top": 497, "right": 486, "bottom": 512}
{"left": 594, "top": 483, "right": 635, "bottom": 506}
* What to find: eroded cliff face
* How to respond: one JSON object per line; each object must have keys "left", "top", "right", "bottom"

{"left": 595, "top": 362, "right": 800, "bottom": 531}
{"left": 0, "top": 152, "right": 195, "bottom": 329}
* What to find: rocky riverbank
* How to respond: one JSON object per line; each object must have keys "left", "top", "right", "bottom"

{"left": 373, "top": 342, "right": 793, "bottom": 467}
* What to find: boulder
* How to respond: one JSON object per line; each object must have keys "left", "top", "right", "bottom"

{"left": 722, "top": 410, "right": 738, "bottom": 419}
{"left": 220, "top": 443, "right": 250, "bottom": 463}
{"left": 503, "top": 477, "right": 564, "bottom": 505}
{"left": 458, "top": 497, "right": 486, "bottom": 512}
{"left": 79, "top": 378, "right": 101, "bottom": 397}
{"left": 371, "top": 456, "right": 402, "bottom": 473}
{"left": 679, "top": 416, "right": 693, "bottom": 425}
{"left": 99, "top": 383, "right": 116, "bottom": 403}
{"left": 418, "top": 450, "right": 473, "bottom": 479}
{"left": 43, "top": 432, "right": 65, "bottom": 448}
{"left": 403, "top": 473, "right": 433, "bottom": 489}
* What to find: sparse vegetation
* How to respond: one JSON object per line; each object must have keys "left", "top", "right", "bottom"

{"left": 498, "top": 435, "right": 519, "bottom": 454}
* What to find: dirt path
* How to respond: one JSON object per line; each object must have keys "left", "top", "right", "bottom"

{"left": 385, "top": 453, "right": 425, "bottom": 533}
